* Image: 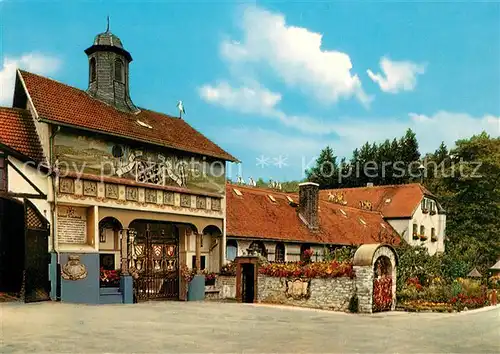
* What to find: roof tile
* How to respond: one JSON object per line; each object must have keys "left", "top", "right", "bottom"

{"left": 0, "top": 107, "right": 45, "bottom": 163}
{"left": 19, "top": 70, "right": 237, "bottom": 162}
{"left": 226, "top": 184, "right": 400, "bottom": 246}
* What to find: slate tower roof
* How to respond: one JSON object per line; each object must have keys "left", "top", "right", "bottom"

{"left": 84, "top": 27, "right": 138, "bottom": 113}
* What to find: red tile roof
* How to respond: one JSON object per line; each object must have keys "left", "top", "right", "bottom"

{"left": 226, "top": 184, "right": 400, "bottom": 246}
{"left": 18, "top": 70, "right": 237, "bottom": 162}
{"left": 319, "top": 184, "right": 433, "bottom": 218}
{"left": 0, "top": 107, "right": 45, "bottom": 163}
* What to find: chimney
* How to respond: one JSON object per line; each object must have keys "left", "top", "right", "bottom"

{"left": 366, "top": 182, "right": 374, "bottom": 187}
{"left": 298, "top": 182, "right": 319, "bottom": 230}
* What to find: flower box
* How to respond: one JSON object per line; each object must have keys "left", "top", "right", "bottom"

{"left": 430, "top": 210, "right": 436, "bottom": 215}
{"left": 431, "top": 236, "right": 438, "bottom": 242}
{"left": 422, "top": 208, "right": 429, "bottom": 214}
{"left": 419, "top": 234, "right": 428, "bottom": 241}
{"left": 412, "top": 233, "right": 419, "bottom": 240}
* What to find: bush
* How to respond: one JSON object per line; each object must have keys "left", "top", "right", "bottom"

{"left": 348, "top": 294, "right": 359, "bottom": 313}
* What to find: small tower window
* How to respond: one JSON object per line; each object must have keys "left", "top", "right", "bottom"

{"left": 89, "top": 58, "right": 96, "bottom": 82}
{"left": 114, "top": 58, "right": 124, "bottom": 82}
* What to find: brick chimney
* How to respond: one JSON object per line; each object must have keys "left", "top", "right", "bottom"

{"left": 298, "top": 182, "right": 319, "bottom": 230}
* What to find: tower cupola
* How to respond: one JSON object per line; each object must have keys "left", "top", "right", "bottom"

{"left": 84, "top": 23, "right": 139, "bottom": 113}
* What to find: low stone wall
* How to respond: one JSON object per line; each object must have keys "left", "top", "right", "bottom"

{"left": 257, "top": 275, "right": 356, "bottom": 312}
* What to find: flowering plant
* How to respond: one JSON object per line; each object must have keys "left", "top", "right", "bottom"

{"left": 100, "top": 268, "right": 121, "bottom": 287}
{"left": 204, "top": 271, "right": 217, "bottom": 284}
{"left": 220, "top": 262, "right": 236, "bottom": 276}
{"left": 180, "top": 264, "right": 195, "bottom": 283}
{"left": 373, "top": 277, "right": 393, "bottom": 311}
{"left": 302, "top": 249, "right": 314, "bottom": 262}
{"left": 259, "top": 260, "right": 354, "bottom": 279}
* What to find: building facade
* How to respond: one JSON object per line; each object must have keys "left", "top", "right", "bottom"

{"left": 320, "top": 184, "right": 446, "bottom": 255}
{"left": 225, "top": 182, "right": 401, "bottom": 262}
{"left": 0, "top": 28, "right": 236, "bottom": 303}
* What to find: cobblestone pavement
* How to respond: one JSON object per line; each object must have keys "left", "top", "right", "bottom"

{"left": 1, "top": 301, "right": 499, "bottom": 353}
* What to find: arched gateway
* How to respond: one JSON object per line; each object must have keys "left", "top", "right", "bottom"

{"left": 353, "top": 244, "right": 398, "bottom": 313}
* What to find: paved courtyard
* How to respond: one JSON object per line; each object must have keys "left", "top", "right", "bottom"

{"left": 1, "top": 301, "right": 499, "bottom": 353}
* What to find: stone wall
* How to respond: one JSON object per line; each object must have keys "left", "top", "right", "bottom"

{"left": 257, "top": 275, "right": 355, "bottom": 312}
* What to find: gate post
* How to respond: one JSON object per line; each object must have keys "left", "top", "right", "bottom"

{"left": 119, "top": 228, "right": 133, "bottom": 304}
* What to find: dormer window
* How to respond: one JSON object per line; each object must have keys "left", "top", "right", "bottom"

{"left": 89, "top": 58, "right": 96, "bottom": 82}
{"left": 421, "top": 198, "right": 429, "bottom": 214}
{"left": 114, "top": 58, "right": 124, "bottom": 82}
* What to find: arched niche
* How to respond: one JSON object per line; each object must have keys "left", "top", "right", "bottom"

{"left": 353, "top": 244, "right": 398, "bottom": 313}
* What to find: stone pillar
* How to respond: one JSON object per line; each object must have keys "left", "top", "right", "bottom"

{"left": 120, "top": 228, "right": 129, "bottom": 275}
{"left": 195, "top": 232, "right": 201, "bottom": 274}
{"left": 354, "top": 265, "right": 374, "bottom": 313}
{"left": 298, "top": 182, "right": 319, "bottom": 229}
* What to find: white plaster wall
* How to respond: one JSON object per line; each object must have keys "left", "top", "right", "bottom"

{"left": 7, "top": 156, "right": 52, "bottom": 251}
{"left": 386, "top": 197, "right": 446, "bottom": 255}
{"left": 407, "top": 197, "right": 443, "bottom": 255}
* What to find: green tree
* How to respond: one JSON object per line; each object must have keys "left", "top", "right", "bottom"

{"left": 305, "top": 146, "right": 339, "bottom": 188}
{"left": 426, "top": 133, "right": 500, "bottom": 272}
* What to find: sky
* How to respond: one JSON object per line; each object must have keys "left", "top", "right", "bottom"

{"left": 0, "top": 0, "right": 499, "bottom": 182}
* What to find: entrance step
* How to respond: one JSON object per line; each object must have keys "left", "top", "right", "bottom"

{"left": 99, "top": 287, "right": 122, "bottom": 304}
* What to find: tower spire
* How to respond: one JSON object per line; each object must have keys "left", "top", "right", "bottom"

{"left": 106, "top": 15, "right": 110, "bottom": 32}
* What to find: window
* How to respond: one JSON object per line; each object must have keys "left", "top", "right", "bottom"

{"left": 226, "top": 240, "right": 238, "bottom": 261}
{"left": 249, "top": 241, "right": 267, "bottom": 257}
{"left": 89, "top": 58, "right": 96, "bottom": 82}
{"left": 421, "top": 198, "right": 429, "bottom": 213}
{"left": 0, "top": 155, "right": 6, "bottom": 192}
{"left": 420, "top": 225, "right": 425, "bottom": 236}
{"left": 412, "top": 223, "right": 418, "bottom": 238}
{"left": 275, "top": 243, "right": 285, "bottom": 262}
{"left": 431, "top": 228, "right": 436, "bottom": 241}
{"left": 192, "top": 255, "right": 206, "bottom": 270}
{"left": 114, "top": 58, "right": 124, "bottom": 82}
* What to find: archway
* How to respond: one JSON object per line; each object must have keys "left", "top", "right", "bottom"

{"left": 128, "top": 219, "right": 182, "bottom": 301}
{"left": 353, "top": 244, "right": 398, "bottom": 313}
{"left": 98, "top": 217, "right": 123, "bottom": 288}
{"left": 202, "top": 225, "right": 222, "bottom": 274}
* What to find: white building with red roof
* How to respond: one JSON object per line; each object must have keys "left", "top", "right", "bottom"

{"left": 0, "top": 28, "right": 236, "bottom": 304}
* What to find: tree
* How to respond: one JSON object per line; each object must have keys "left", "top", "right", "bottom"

{"left": 305, "top": 146, "right": 339, "bottom": 188}
{"left": 425, "top": 132, "right": 500, "bottom": 272}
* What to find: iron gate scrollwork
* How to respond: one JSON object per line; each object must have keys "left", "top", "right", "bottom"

{"left": 131, "top": 222, "right": 179, "bottom": 301}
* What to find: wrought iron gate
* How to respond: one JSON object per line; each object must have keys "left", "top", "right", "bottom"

{"left": 23, "top": 199, "right": 50, "bottom": 303}
{"left": 132, "top": 223, "right": 179, "bottom": 301}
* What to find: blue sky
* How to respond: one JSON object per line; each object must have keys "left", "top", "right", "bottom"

{"left": 1, "top": 1, "right": 499, "bottom": 182}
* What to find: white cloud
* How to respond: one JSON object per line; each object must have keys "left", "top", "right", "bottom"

{"left": 220, "top": 6, "right": 372, "bottom": 106}
{"left": 199, "top": 81, "right": 281, "bottom": 115}
{"left": 199, "top": 81, "right": 340, "bottom": 135}
{"left": 0, "top": 53, "right": 61, "bottom": 105}
{"left": 367, "top": 57, "right": 426, "bottom": 93}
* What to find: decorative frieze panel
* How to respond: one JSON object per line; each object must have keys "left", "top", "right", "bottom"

{"left": 196, "top": 196, "right": 206, "bottom": 209}
{"left": 164, "top": 191, "right": 174, "bottom": 205}
{"left": 211, "top": 198, "right": 221, "bottom": 211}
{"left": 83, "top": 181, "right": 97, "bottom": 196}
{"left": 126, "top": 187, "right": 138, "bottom": 201}
{"left": 59, "top": 178, "right": 74, "bottom": 194}
{"left": 105, "top": 184, "right": 119, "bottom": 199}
{"left": 180, "top": 194, "right": 191, "bottom": 208}
{"left": 145, "top": 189, "right": 157, "bottom": 204}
